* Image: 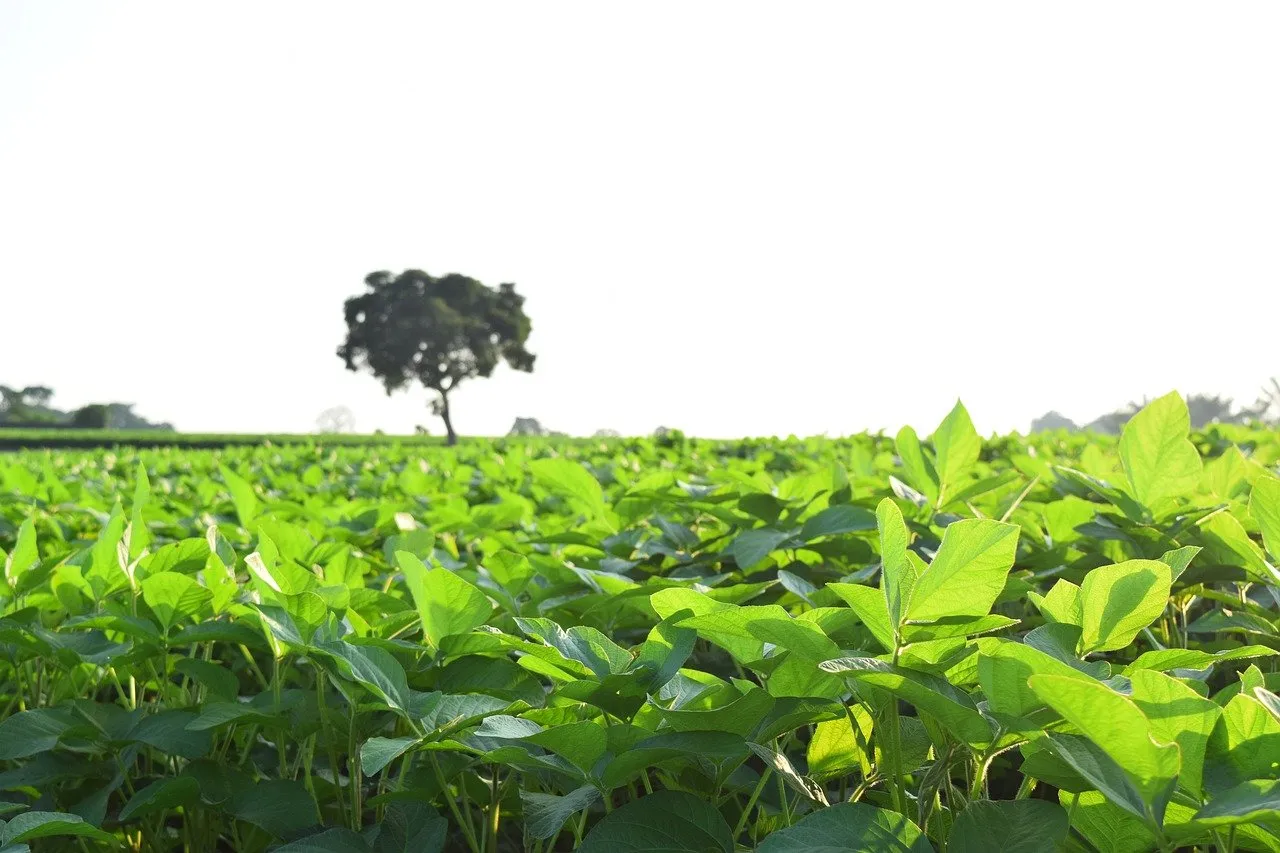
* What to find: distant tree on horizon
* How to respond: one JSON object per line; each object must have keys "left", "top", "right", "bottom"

{"left": 1028, "top": 411, "right": 1078, "bottom": 433}
{"left": 104, "top": 403, "right": 173, "bottom": 430}
{"left": 337, "top": 270, "right": 535, "bottom": 445}
{"left": 316, "top": 406, "right": 356, "bottom": 434}
{"left": 0, "top": 385, "right": 57, "bottom": 422}
{"left": 509, "top": 417, "right": 547, "bottom": 436}
{"left": 1246, "top": 377, "right": 1280, "bottom": 423}
{"left": 71, "top": 404, "right": 110, "bottom": 428}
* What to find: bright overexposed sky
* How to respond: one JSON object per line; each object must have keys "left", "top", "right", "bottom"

{"left": 1, "top": 3, "right": 1277, "bottom": 437}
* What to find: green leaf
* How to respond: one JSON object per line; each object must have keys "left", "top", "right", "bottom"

{"left": 245, "top": 548, "right": 285, "bottom": 596}
{"left": 1122, "top": 645, "right": 1277, "bottom": 675}
{"left": 1198, "top": 512, "right": 1273, "bottom": 583}
{"left": 978, "top": 638, "right": 1095, "bottom": 718}
{"left": 1054, "top": 466, "right": 1148, "bottom": 525}
{"left": 747, "top": 741, "right": 829, "bottom": 805}
{"left": 1128, "top": 669, "right": 1220, "bottom": 797}
{"left": 899, "top": 614, "right": 1017, "bottom": 644}
{"left": 895, "top": 426, "right": 940, "bottom": 505}
{"left": 948, "top": 800, "right": 1068, "bottom": 853}
{"left": 933, "top": 400, "right": 981, "bottom": 505}
{"left": 1250, "top": 476, "right": 1280, "bottom": 560}
{"left": 140, "top": 572, "right": 212, "bottom": 632}
{"left": 416, "top": 693, "right": 510, "bottom": 734}
{"left": 1026, "top": 579, "right": 1081, "bottom": 625}
{"left": 906, "top": 519, "right": 1019, "bottom": 623}
{"left": 396, "top": 551, "right": 491, "bottom": 648}
{"left": 174, "top": 658, "right": 241, "bottom": 702}
{"left": 144, "top": 537, "right": 213, "bottom": 575}
{"left": 317, "top": 641, "right": 411, "bottom": 714}
{"left": 1, "top": 811, "right": 113, "bottom": 845}
{"left": 256, "top": 603, "right": 308, "bottom": 651}
{"left": 473, "top": 714, "right": 541, "bottom": 740}
{"left": 1078, "top": 559, "right": 1171, "bottom": 654}
{"left": 516, "top": 617, "right": 631, "bottom": 679}
{"left": 1046, "top": 734, "right": 1148, "bottom": 821}
{"left": 577, "top": 790, "right": 733, "bottom": 853}
{"left": 1029, "top": 674, "right": 1179, "bottom": 818}
{"left": 0, "top": 709, "right": 72, "bottom": 760}
{"left": 219, "top": 464, "right": 260, "bottom": 527}
{"left": 524, "top": 721, "right": 608, "bottom": 774}
{"left": 1240, "top": 665, "right": 1266, "bottom": 695}
{"left": 799, "top": 505, "right": 876, "bottom": 541}
{"left": 129, "top": 711, "right": 212, "bottom": 759}
{"left": 274, "top": 829, "right": 371, "bottom": 853}
{"left": 1159, "top": 545, "right": 1201, "bottom": 581}
{"left": 1203, "top": 445, "right": 1252, "bottom": 500}
{"left": 360, "top": 736, "right": 419, "bottom": 776}
{"left": 1118, "top": 391, "right": 1203, "bottom": 507}
{"left": 3, "top": 519, "right": 38, "bottom": 587}
{"left": 828, "top": 582, "right": 893, "bottom": 653}
{"left": 597, "top": 730, "right": 749, "bottom": 789}
{"left": 653, "top": 688, "right": 774, "bottom": 738}
{"left": 727, "top": 528, "right": 792, "bottom": 569}
{"left": 807, "top": 713, "right": 871, "bottom": 781}
{"left": 876, "top": 498, "right": 914, "bottom": 629}
{"left": 1042, "top": 496, "right": 1096, "bottom": 545}
{"left": 520, "top": 786, "right": 600, "bottom": 842}
{"left": 1256, "top": 687, "right": 1280, "bottom": 725}
{"left": 754, "top": 802, "right": 934, "bottom": 853}
{"left": 370, "top": 802, "right": 447, "bottom": 853}
{"left": 1064, "top": 790, "right": 1166, "bottom": 853}
{"left": 820, "top": 657, "right": 993, "bottom": 747}
{"left": 1194, "top": 778, "right": 1280, "bottom": 827}
{"left": 118, "top": 776, "right": 200, "bottom": 821}
{"left": 282, "top": 590, "right": 330, "bottom": 640}
{"left": 530, "top": 458, "right": 609, "bottom": 523}
{"left": 186, "top": 702, "right": 279, "bottom": 732}
{"left": 227, "top": 779, "right": 319, "bottom": 839}
{"left": 129, "top": 461, "right": 151, "bottom": 560}
{"left": 1185, "top": 608, "right": 1276, "bottom": 638}
{"left": 753, "top": 696, "right": 842, "bottom": 743}
{"left": 632, "top": 617, "right": 696, "bottom": 692}
{"left": 1204, "top": 694, "right": 1280, "bottom": 794}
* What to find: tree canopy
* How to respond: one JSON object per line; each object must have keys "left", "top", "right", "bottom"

{"left": 336, "top": 269, "right": 535, "bottom": 444}
{"left": 0, "top": 385, "right": 56, "bottom": 422}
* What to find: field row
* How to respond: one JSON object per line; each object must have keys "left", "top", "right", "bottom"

{"left": 0, "top": 395, "right": 1277, "bottom": 851}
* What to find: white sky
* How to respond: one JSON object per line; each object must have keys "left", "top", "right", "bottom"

{"left": 1, "top": 3, "right": 1276, "bottom": 438}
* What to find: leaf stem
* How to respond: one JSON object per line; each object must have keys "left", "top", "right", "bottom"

{"left": 968, "top": 750, "right": 992, "bottom": 802}
{"left": 487, "top": 766, "right": 501, "bottom": 853}
{"left": 882, "top": 699, "right": 908, "bottom": 816}
{"left": 732, "top": 767, "right": 773, "bottom": 840}
{"left": 314, "top": 668, "right": 348, "bottom": 827}
{"left": 429, "top": 753, "right": 482, "bottom": 853}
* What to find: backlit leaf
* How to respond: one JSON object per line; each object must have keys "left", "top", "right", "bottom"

{"left": 1118, "top": 392, "right": 1203, "bottom": 507}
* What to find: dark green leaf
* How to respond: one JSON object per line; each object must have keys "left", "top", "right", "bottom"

{"left": 577, "top": 790, "right": 733, "bottom": 853}
{"left": 755, "top": 802, "right": 933, "bottom": 852}
{"left": 948, "top": 800, "right": 1068, "bottom": 853}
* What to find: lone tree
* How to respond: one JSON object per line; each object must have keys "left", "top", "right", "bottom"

{"left": 316, "top": 406, "right": 356, "bottom": 434}
{"left": 337, "top": 270, "right": 535, "bottom": 444}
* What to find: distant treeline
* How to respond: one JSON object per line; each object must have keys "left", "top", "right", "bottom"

{"left": 1031, "top": 379, "right": 1280, "bottom": 434}
{"left": 0, "top": 385, "right": 172, "bottom": 430}
{"left": 0, "top": 429, "right": 448, "bottom": 451}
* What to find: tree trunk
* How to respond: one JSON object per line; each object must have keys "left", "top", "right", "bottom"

{"left": 437, "top": 393, "right": 457, "bottom": 445}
